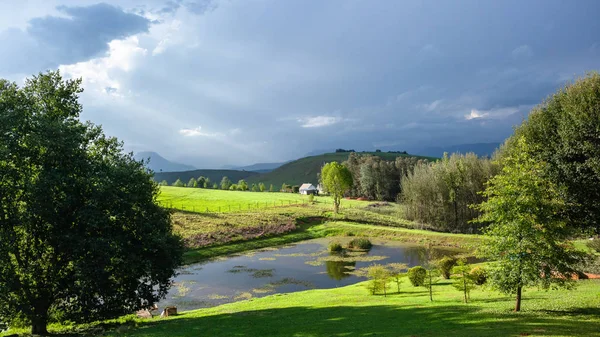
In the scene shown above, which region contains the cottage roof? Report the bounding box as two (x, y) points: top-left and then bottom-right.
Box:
(299, 183), (316, 190)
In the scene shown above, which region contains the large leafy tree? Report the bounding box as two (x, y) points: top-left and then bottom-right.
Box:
(476, 137), (585, 312)
(320, 162), (353, 213)
(0, 72), (184, 334)
(220, 176), (231, 190)
(508, 72), (600, 234)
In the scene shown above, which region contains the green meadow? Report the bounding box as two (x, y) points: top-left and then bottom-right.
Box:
(157, 186), (370, 213)
(18, 279), (599, 337)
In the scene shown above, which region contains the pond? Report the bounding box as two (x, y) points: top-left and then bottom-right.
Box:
(159, 238), (470, 311)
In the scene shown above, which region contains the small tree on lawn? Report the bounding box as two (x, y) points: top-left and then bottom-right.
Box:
(387, 263), (408, 293)
(212, 183), (218, 189)
(220, 176), (231, 190)
(366, 264), (391, 296)
(259, 182), (266, 192)
(173, 178), (184, 187)
(238, 179), (248, 191)
(187, 177), (197, 188)
(320, 162), (353, 213)
(197, 176), (206, 188)
(160, 180), (169, 186)
(251, 183), (258, 192)
(269, 184), (274, 192)
(476, 137), (585, 312)
(422, 267), (440, 302)
(452, 259), (476, 303)
(204, 177), (211, 189)
(229, 184), (238, 190)
(281, 183), (287, 192)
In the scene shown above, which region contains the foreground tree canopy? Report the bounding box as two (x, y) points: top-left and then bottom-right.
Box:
(507, 72), (600, 234)
(477, 137), (585, 311)
(0, 72), (184, 334)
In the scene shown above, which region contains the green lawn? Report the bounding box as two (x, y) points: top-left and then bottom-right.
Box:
(157, 186), (370, 213)
(92, 279), (600, 337)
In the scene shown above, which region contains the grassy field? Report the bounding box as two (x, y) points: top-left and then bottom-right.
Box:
(23, 279), (598, 336)
(157, 186), (371, 213)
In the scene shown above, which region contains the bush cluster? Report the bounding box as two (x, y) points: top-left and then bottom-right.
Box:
(407, 266), (427, 287)
(469, 266), (487, 285)
(348, 238), (372, 250)
(437, 256), (457, 279)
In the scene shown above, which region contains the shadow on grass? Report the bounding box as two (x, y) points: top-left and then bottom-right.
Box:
(102, 304), (600, 337)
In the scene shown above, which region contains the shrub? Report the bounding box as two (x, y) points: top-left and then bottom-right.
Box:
(344, 231), (355, 237)
(587, 239), (600, 253)
(292, 185), (300, 193)
(348, 238), (372, 250)
(328, 242), (343, 253)
(407, 266), (427, 287)
(469, 266), (488, 285)
(437, 256), (457, 279)
(308, 194), (315, 204)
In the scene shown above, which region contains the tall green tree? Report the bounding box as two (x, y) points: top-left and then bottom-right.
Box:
(197, 176), (206, 188)
(173, 178), (184, 187)
(238, 179), (248, 191)
(507, 72), (600, 234)
(160, 180), (169, 186)
(187, 177), (197, 187)
(203, 177), (211, 189)
(269, 184), (274, 192)
(220, 176), (231, 190)
(259, 182), (266, 192)
(476, 137), (585, 311)
(0, 72), (183, 334)
(320, 162), (353, 213)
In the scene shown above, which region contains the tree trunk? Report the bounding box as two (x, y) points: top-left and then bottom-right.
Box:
(31, 315), (49, 335)
(514, 286), (522, 312)
(463, 277), (468, 303)
(31, 301), (50, 335)
(428, 272), (433, 302)
(334, 198), (340, 213)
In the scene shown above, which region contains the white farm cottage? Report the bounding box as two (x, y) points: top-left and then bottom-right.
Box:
(299, 183), (318, 195)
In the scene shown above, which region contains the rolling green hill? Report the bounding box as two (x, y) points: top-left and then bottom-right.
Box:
(247, 152), (436, 188)
(153, 169), (259, 186)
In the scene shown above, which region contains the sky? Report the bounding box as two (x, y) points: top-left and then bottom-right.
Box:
(1, 0), (599, 168)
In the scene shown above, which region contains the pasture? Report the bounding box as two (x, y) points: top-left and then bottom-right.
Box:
(157, 186), (369, 213)
(67, 279), (600, 336)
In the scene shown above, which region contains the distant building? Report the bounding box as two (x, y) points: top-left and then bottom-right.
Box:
(317, 184), (325, 194)
(299, 183), (317, 195)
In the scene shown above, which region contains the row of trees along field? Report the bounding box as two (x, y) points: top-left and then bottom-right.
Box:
(162, 176), (279, 192)
(401, 153), (499, 233)
(344, 154), (429, 201)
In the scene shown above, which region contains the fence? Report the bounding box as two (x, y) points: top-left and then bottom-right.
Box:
(163, 199), (309, 213)
(162, 199), (360, 214)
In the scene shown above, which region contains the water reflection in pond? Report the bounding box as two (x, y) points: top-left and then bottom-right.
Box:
(159, 238), (469, 311)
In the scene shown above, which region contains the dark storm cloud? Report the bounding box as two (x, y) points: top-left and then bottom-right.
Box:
(1, 0), (599, 167)
(0, 3), (150, 74)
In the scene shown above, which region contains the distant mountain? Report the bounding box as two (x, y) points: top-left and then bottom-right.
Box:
(304, 149), (335, 157)
(414, 143), (501, 158)
(246, 151), (435, 188)
(134, 151), (196, 173)
(234, 162), (289, 172)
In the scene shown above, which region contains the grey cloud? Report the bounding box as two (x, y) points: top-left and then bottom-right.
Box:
(0, 3), (150, 75)
(5, 0), (600, 167)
